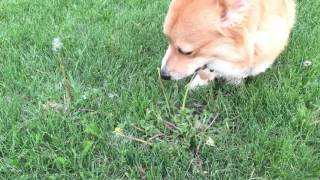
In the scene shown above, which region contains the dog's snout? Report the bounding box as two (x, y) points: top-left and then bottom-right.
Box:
(160, 69), (171, 80)
(161, 74), (171, 80)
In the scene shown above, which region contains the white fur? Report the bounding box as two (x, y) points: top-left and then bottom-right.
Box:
(207, 59), (250, 79)
(161, 46), (171, 69)
(250, 63), (272, 76)
(188, 75), (209, 89)
(188, 69), (216, 89)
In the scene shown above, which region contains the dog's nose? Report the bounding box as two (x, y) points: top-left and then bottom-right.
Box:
(160, 69), (171, 80)
(161, 74), (171, 80)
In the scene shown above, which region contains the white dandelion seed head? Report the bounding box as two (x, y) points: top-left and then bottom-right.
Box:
(108, 93), (118, 99)
(205, 137), (215, 147)
(303, 60), (312, 67)
(52, 37), (63, 52)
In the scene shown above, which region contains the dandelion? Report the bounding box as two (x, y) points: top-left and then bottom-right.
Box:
(52, 37), (63, 52)
(303, 60), (312, 67)
(108, 93), (118, 99)
(113, 127), (152, 145)
(113, 127), (124, 136)
(205, 137), (215, 147)
(51, 37), (72, 112)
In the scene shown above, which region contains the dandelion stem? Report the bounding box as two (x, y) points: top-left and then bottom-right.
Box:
(124, 135), (152, 145)
(131, 124), (145, 133)
(56, 51), (72, 112)
(148, 133), (164, 142)
(181, 73), (196, 112)
(114, 127), (152, 145)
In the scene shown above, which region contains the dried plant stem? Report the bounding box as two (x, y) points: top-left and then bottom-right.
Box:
(131, 124), (145, 133)
(148, 133), (164, 142)
(194, 113), (219, 157)
(197, 113), (219, 137)
(78, 108), (96, 113)
(123, 134), (152, 145)
(164, 121), (177, 131)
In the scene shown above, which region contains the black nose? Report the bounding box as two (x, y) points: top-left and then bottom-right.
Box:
(161, 74), (171, 80)
(160, 70), (171, 80)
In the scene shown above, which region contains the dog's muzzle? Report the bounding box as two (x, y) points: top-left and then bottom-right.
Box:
(160, 68), (171, 80)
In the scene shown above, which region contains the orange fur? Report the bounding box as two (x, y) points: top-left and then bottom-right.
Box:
(160, 0), (296, 83)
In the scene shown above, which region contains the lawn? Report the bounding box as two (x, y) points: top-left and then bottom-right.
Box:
(0, 0), (319, 179)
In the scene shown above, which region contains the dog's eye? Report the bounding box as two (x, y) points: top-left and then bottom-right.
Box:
(177, 47), (193, 56)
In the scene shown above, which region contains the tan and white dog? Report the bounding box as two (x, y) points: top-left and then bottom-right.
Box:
(160, 0), (296, 89)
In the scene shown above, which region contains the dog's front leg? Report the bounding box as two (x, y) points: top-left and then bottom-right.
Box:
(188, 69), (216, 89)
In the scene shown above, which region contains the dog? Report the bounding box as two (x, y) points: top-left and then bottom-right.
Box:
(160, 0), (296, 89)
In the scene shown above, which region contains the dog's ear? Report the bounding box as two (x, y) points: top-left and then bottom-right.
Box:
(218, 0), (248, 27)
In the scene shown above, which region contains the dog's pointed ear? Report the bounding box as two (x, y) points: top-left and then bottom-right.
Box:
(218, 0), (248, 27)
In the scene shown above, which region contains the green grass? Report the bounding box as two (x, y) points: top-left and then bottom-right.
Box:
(0, 0), (319, 179)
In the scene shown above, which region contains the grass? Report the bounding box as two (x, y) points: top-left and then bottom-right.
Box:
(0, 0), (319, 179)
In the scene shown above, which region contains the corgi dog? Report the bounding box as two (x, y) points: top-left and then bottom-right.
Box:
(160, 0), (296, 89)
